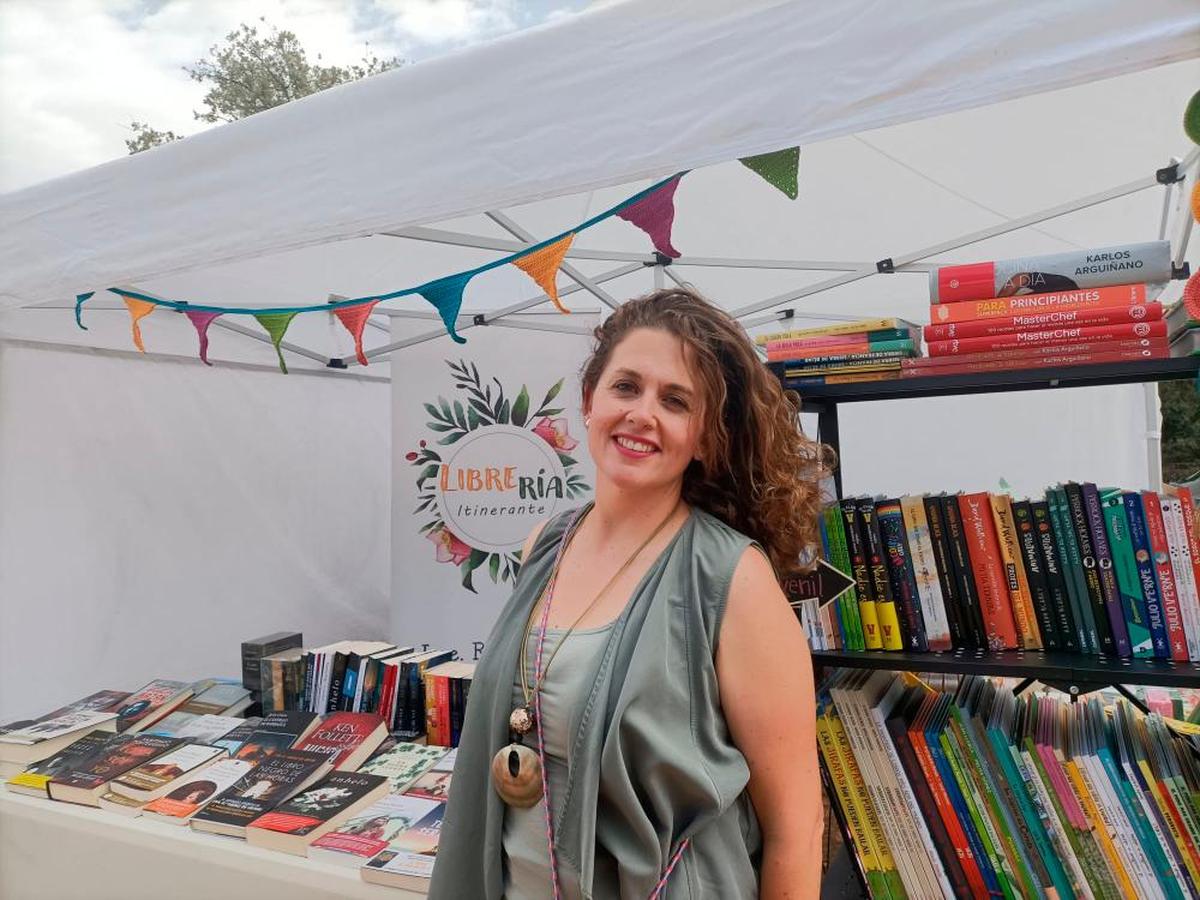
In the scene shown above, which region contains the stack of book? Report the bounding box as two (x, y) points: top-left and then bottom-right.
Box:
(758, 317), (922, 387)
(1168, 298), (1199, 357)
(804, 483), (1200, 658)
(819, 670), (1200, 900)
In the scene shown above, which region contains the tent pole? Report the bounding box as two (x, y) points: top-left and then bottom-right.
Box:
(1173, 152), (1198, 267)
(485, 210), (623, 312)
(488, 319), (593, 336)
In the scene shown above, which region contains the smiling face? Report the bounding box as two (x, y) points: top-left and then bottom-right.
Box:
(583, 327), (705, 495)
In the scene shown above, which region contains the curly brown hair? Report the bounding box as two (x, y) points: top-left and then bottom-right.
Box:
(580, 287), (833, 573)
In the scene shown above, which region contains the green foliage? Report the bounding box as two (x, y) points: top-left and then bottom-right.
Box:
(127, 19), (403, 154)
(1160, 379), (1200, 484)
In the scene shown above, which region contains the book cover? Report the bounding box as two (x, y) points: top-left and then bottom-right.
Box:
(0, 709), (118, 746)
(4, 730), (114, 797)
(922, 495), (966, 649)
(296, 711), (387, 770)
(1047, 487), (1098, 654)
(840, 499), (882, 650)
(765, 326), (915, 351)
(1164, 496), (1200, 662)
(878, 501), (931, 657)
(357, 742), (446, 793)
(1100, 489), (1154, 658)
(940, 494), (987, 649)
(1082, 482), (1133, 657)
(1124, 492), (1172, 659)
(923, 301), (1163, 340)
(1012, 499), (1060, 650)
(903, 337), (1166, 369)
(1167, 487), (1200, 629)
(859, 499), (904, 651)
(234, 710), (320, 763)
(48, 733), (182, 805)
(361, 802), (447, 888)
(989, 494), (1042, 649)
(928, 282), (1149, 322)
(141, 757), (255, 823)
(754, 317), (917, 345)
(1143, 492), (1189, 661)
(1063, 483), (1116, 655)
(404, 768), (453, 801)
(957, 493), (1018, 650)
(166, 714), (245, 744)
(824, 504), (862, 650)
(926, 320), (1168, 357)
(766, 340), (914, 363)
(112, 680), (192, 733)
(213, 717), (261, 755)
(0, 690), (128, 738)
(899, 496), (952, 651)
(191, 748), (332, 832)
(310, 793), (442, 866)
(181, 683), (251, 716)
(1030, 500), (1079, 652)
(402, 650), (456, 735)
(241, 631), (303, 692)
(247, 771), (388, 840)
(109, 742), (225, 800)
(901, 345), (1169, 379)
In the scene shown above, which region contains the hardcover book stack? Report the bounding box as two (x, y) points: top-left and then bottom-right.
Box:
(908, 241), (1175, 379)
(819, 669), (1200, 900)
(758, 317), (922, 387)
(806, 483), (1200, 658)
(1167, 299), (1199, 357)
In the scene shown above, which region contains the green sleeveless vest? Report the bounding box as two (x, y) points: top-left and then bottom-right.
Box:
(428, 504), (762, 899)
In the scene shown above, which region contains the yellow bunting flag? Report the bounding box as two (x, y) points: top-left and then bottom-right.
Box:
(512, 234), (575, 314)
(333, 300), (380, 366)
(253, 312), (299, 374)
(122, 297), (156, 352)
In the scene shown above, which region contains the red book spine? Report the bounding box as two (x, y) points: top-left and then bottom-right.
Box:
(378, 666), (396, 730)
(923, 302), (1162, 341)
(926, 322), (1167, 356)
(1143, 491), (1188, 661)
(928, 284), (1148, 323)
(900, 346), (1168, 378)
(903, 339), (1166, 369)
(958, 493), (1018, 650)
(434, 676), (451, 746)
(908, 718), (989, 895)
(1175, 488), (1200, 611)
(765, 340), (893, 360)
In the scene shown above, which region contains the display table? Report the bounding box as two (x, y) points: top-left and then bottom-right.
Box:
(0, 791), (426, 899)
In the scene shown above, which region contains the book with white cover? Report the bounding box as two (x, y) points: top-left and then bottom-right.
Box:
(109, 743), (226, 802)
(359, 802), (447, 890)
(310, 793), (440, 867)
(0, 710), (119, 770)
(171, 715), (245, 744)
(141, 757), (254, 825)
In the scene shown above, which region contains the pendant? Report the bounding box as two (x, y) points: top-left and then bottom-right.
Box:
(509, 704), (535, 735)
(491, 741), (542, 808)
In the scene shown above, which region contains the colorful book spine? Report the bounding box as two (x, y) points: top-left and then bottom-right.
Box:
(1124, 492), (1171, 659)
(941, 495), (987, 649)
(1063, 483), (1115, 656)
(1012, 499), (1060, 650)
(925, 321), (1168, 357)
(1101, 489), (1154, 658)
(899, 496), (952, 651)
(1048, 487), (1098, 655)
(900, 344), (1168, 378)
(877, 500), (928, 652)
(1142, 492), (1188, 661)
(841, 500), (883, 651)
(826, 505), (864, 650)
(769, 346), (912, 366)
(1082, 482), (1133, 658)
(755, 317), (914, 345)
(923, 302), (1163, 340)
(903, 337), (1165, 369)
(930, 283), (1149, 323)
(1030, 500), (1079, 652)
(989, 495), (1042, 650)
(860, 499), (904, 651)
(923, 496), (967, 649)
(765, 327), (913, 352)
(1163, 496), (1200, 662)
(958, 493), (1018, 650)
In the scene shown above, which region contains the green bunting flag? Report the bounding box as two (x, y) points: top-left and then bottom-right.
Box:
(1186, 90), (1200, 145)
(254, 312), (299, 374)
(739, 147), (801, 199)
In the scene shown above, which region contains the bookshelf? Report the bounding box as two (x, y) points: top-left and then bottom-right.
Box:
(784, 355), (1200, 899)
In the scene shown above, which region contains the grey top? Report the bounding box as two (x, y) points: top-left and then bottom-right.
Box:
(503, 625), (615, 900)
(429, 503), (763, 900)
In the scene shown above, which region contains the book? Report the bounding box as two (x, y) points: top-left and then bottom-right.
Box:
(357, 742), (447, 793)
(1143, 491), (1189, 661)
(929, 243), (1170, 303)
(246, 770), (390, 855)
(108, 742), (226, 802)
(4, 730), (116, 797)
(900, 344), (1169, 378)
(859, 499), (904, 651)
(958, 493), (1018, 650)
(766, 340), (915, 363)
(989, 494), (1042, 650)
(925, 321), (1168, 356)
(1082, 482), (1133, 658)
(824, 504), (864, 650)
(48, 733), (183, 806)
(923, 301), (1163, 340)
(754, 317), (919, 345)
(1012, 499), (1060, 650)
(1163, 495), (1200, 661)
(922, 495), (967, 648)
(241, 631), (303, 693)
(766, 325), (916, 349)
(424, 662), (476, 747)
(360, 802), (447, 891)
(213, 717), (261, 755)
(400, 650), (456, 735)
(113, 680), (194, 733)
(840, 499), (883, 650)
(1101, 489), (1155, 658)
(1048, 486), (1099, 654)
(234, 710), (321, 764)
(899, 496), (952, 651)
(1063, 483), (1116, 656)
(940, 494), (987, 649)
(0, 690), (128, 738)
(876, 499), (927, 652)
(181, 682), (252, 717)
(1030, 499), (1079, 652)
(141, 757), (255, 825)
(0, 709), (119, 773)
(1125, 493), (1172, 658)
(295, 711), (388, 771)
(310, 793), (442, 867)
(403, 768), (453, 802)
(152, 713), (245, 744)
(190, 748), (334, 837)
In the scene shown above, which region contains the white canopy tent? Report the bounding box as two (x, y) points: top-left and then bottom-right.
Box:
(1, 0), (1198, 718)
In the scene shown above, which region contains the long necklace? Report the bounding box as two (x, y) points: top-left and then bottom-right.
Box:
(490, 502), (679, 810)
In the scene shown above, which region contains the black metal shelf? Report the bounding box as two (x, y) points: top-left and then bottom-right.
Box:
(812, 648), (1200, 689)
(786, 356), (1199, 405)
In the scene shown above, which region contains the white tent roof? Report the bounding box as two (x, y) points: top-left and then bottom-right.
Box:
(3, 0), (1199, 313)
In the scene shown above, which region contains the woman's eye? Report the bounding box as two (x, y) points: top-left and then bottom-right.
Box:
(613, 381), (636, 393)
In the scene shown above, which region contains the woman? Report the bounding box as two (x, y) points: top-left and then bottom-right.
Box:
(430, 287), (828, 899)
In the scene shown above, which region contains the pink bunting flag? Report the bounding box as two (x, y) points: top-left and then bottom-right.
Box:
(333, 300), (381, 366)
(185, 311), (222, 366)
(616, 176), (682, 258)
(122, 297), (156, 352)
(512, 234), (575, 313)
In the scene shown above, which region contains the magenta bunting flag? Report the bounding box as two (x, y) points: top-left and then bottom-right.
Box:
(616, 175), (682, 258)
(333, 300), (380, 366)
(185, 311), (221, 366)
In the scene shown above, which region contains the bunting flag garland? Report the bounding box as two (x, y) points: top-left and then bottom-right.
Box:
(74, 292), (93, 330)
(1186, 90), (1200, 145)
(739, 147), (800, 199)
(122, 297), (156, 352)
(616, 175), (682, 258)
(416, 273), (472, 345)
(511, 233), (576, 313)
(1192, 180), (1200, 225)
(254, 312), (299, 374)
(185, 310), (222, 366)
(1183, 269), (1200, 322)
(333, 300), (381, 366)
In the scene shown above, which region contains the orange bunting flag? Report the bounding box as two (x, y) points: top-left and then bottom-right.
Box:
(122, 297), (156, 352)
(512, 234), (575, 313)
(333, 300), (381, 366)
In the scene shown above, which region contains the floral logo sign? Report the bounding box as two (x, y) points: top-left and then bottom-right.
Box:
(408, 360), (590, 592)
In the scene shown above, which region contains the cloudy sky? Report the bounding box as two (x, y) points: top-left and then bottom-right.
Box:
(0, 0), (587, 192)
